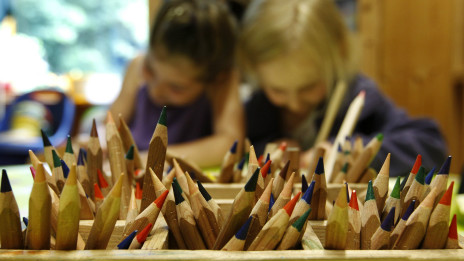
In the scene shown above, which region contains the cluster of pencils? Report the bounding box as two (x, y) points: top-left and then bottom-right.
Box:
(325, 154), (461, 250)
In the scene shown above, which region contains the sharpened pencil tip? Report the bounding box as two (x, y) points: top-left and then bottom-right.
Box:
(23, 217), (28, 227)
(376, 133), (383, 142)
(91, 119), (98, 137)
(237, 157), (246, 170)
(136, 223), (153, 243)
(438, 156), (451, 175)
(269, 193), (275, 212)
(400, 173), (409, 191)
(301, 174), (308, 193)
(77, 149), (85, 166)
(230, 140), (238, 153)
(41, 129), (52, 147)
(279, 160), (290, 179)
(303, 180), (315, 204)
(448, 214), (458, 240)
(411, 155), (422, 174)
(197, 180), (212, 201)
(391, 176), (401, 199)
(235, 216), (253, 240)
(415, 166), (426, 185)
(52, 150), (61, 168)
(345, 182), (350, 203)
(158, 106), (167, 126)
(65, 135), (73, 154)
(135, 182), (143, 199)
(97, 169), (109, 188)
(381, 207), (395, 231)
(365, 180), (375, 201)
(315, 157), (324, 175)
(261, 160), (271, 178)
(292, 208), (311, 232)
(425, 167), (435, 185)
(126, 145), (134, 160)
(94, 183), (104, 199)
(118, 230), (137, 249)
(154, 190), (169, 209)
(61, 159), (69, 179)
(1, 169), (12, 193)
(172, 177), (183, 194)
(279, 142), (287, 151)
(283, 191), (300, 216)
(173, 182), (184, 205)
(439, 181), (454, 206)
(402, 200), (416, 221)
(110, 173), (124, 198)
(349, 190), (359, 210)
(245, 167), (260, 192)
(106, 111), (115, 124)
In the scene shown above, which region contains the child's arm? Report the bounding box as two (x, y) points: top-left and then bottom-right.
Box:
(168, 71), (245, 168)
(109, 55), (146, 123)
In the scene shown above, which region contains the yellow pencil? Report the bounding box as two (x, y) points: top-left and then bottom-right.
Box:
(325, 183), (349, 250)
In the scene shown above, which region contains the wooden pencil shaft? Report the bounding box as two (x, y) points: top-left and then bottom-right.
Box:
(0, 193), (23, 249)
(26, 182), (51, 250)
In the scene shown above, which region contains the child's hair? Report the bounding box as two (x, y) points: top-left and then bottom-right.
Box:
(149, 0), (237, 85)
(239, 0), (357, 91)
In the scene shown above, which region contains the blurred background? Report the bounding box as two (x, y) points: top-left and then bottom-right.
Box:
(0, 0), (463, 168)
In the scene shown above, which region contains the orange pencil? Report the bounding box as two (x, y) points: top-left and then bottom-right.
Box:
(128, 223), (152, 249)
(97, 169), (110, 197)
(93, 183), (104, 212)
(400, 155), (422, 210)
(445, 215), (461, 249)
(255, 160), (271, 202)
(346, 190), (361, 250)
(87, 119), (103, 201)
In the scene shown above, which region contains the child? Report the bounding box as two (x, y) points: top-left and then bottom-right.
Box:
(239, 0), (447, 176)
(110, 0), (244, 168)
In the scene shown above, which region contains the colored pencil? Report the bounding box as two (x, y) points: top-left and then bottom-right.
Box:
(128, 223), (152, 249)
(402, 166), (426, 216)
(325, 183), (349, 250)
(246, 145), (259, 181)
(93, 183), (104, 212)
(255, 159), (271, 202)
(63, 135), (76, 169)
(77, 150), (91, 198)
(52, 150), (65, 193)
(0, 169), (23, 249)
(373, 153), (390, 216)
(421, 167), (436, 201)
(272, 160), (289, 200)
(244, 178), (273, 250)
(97, 169), (110, 197)
(77, 177), (94, 220)
(162, 166), (176, 190)
(185, 172), (220, 249)
(248, 192), (299, 251)
(370, 207), (395, 250)
(269, 142), (287, 173)
(84, 174), (123, 249)
(325, 90), (364, 180)
(173, 183), (206, 250)
(126, 187), (138, 226)
(309, 157), (327, 220)
(346, 190), (361, 250)
(173, 159), (189, 197)
(117, 230), (137, 250)
(125, 145), (135, 185)
(118, 114), (144, 170)
(233, 157), (246, 183)
(222, 216), (253, 251)
(277, 208), (311, 250)
(26, 163), (51, 250)
(213, 168), (259, 250)
(382, 176), (402, 224)
(289, 180), (314, 225)
(422, 181), (454, 249)
(305, 146), (324, 183)
(218, 140), (238, 183)
(123, 189), (168, 239)
(400, 155), (422, 210)
(389, 200), (415, 248)
(198, 180), (224, 229)
(55, 164), (81, 250)
(141, 106), (167, 212)
(446, 214), (461, 249)
(87, 119), (103, 201)
(346, 134), (383, 182)
(428, 156), (451, 207)
(269, 172), (295, 218)
(361, 180), (380, 249)
(41, 129), (57, 170)
(393, 188), (438, 249)
(301, 173), (308, 193)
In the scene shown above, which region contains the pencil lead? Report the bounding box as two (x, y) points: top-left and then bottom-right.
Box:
(278, 160), (290, 179)
(341, 162), (348, 173)
(30, 166), (36, 179)
(438, 156), (451, 175)
(173, 182), (184, 205)
(61, 159), (69, 178)
(265, 153), (270, 164)
(172, 177), (183, 194)
(261, 160), (271, 178)
(136, 223), (153, 244)
(349, 190), (359, 210)
(52, 150), (61, 168)
(401, 200), (416, 221)
(315, 157), (324, 175)
(345, 182), (350, 203)
(230, 140), (238, 154)
(381, 207), (395, 232)
(411, 155), (422, 174)
(337, 143), (342, 152)
(269, 193), (275, 212)
(283, 192), (301, 216)
(365, 180), (375, 201)
(197, 180), (212, 201)
(236, 216), (253, 240)
(400, 173), (409, 192)
(65, 135), (74, 154)
(117, 230), (137, 249)
(77, 150), (85, 166)
(292, 209), (311, 232)
(91, 119), (99, 137)
(41, 129), (52, 147)
(425, 167), (436, 185)
(97, 169), (109, 189)
(1, 169), (12, 193)
(125, 145), (134, 160)
(439, 181), (454, 206)
(135, 182), (142, 200)
(158, 106), (167, 126)
(244, 167), (260, 192)
(237, 157), (246, 171)
(391, 176), (401, 199)
(94, 183), (104, 199)
(154, 190), (169, 209)
(448, 214), (458, 240)
(414, 166), (426, 185)
(301, 174), (308, 193)
(23, 217), (28, 227)
(302, 180), (315, 204)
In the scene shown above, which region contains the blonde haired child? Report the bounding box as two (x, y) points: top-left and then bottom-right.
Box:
(240, 0), (447, 175)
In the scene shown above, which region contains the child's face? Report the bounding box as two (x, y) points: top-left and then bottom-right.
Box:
(257, 52), (327, 116)
(145, 53), (207, 106)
